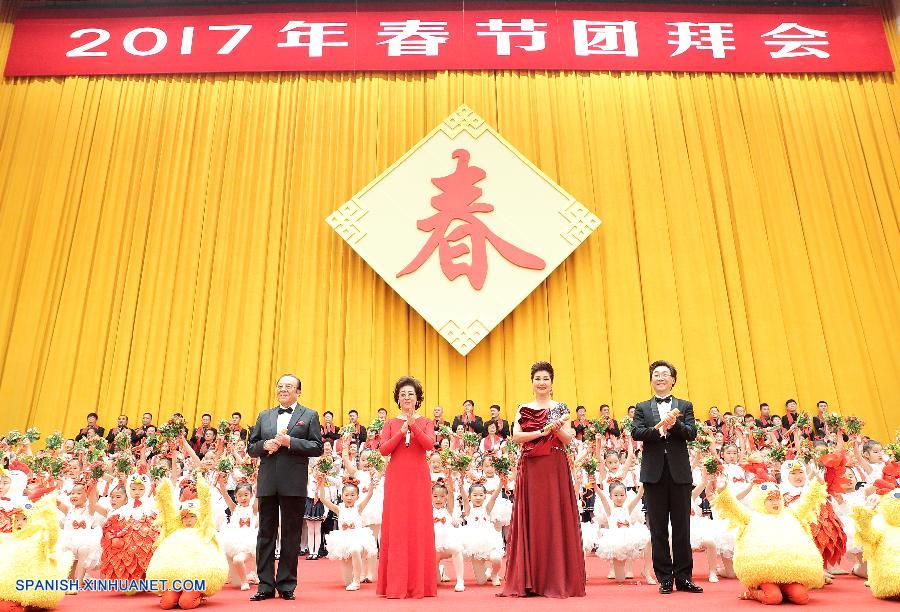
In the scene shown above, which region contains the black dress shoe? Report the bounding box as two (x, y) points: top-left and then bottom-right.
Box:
(279, 591), (296, 600)
(659, 580), (674, 594)
(250, 591), (276, 601)
(675, 579), (704, 593)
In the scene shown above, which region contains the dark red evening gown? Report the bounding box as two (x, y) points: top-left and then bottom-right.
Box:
(377, 416), (437, 598)
(502, 405), (586, 598)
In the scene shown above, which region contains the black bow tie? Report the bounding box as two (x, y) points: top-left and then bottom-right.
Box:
(278, 407), (294, 415)
(656, 396), (672, 404)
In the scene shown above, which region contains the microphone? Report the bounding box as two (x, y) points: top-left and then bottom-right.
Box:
(405, 429), (411, 447)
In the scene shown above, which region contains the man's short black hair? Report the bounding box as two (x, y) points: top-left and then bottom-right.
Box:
(649, 360), (677, 383)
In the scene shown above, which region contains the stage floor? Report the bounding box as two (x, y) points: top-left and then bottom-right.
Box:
(52, 553), (891, 611)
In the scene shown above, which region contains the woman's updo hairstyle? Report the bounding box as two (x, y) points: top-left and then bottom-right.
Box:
(530, 361), (554, 381)
(393, 375), (424, 408)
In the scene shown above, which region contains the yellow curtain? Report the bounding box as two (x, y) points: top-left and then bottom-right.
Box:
(0, 0), (898, 442)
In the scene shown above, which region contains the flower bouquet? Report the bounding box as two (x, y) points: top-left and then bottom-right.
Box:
(844, 415), (864, 436)
(44, 432), (64, 452)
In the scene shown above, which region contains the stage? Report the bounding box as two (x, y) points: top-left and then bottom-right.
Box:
(56, 553), (892, 611)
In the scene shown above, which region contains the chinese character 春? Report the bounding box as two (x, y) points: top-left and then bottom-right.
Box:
(378, 20), (449, 56)
(573, 20), (638, 57)
(476, 18), (547, 56)
(397, 149), (546, 290)
(667, 22), (735, 58)
(762, 23), (830, 59)
(277, 21), (349, 57)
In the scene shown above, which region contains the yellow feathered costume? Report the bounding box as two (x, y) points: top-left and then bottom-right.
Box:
(145, 478), (228, 600)
(852, 490), (900, 599)
(0, 496), (74, 610)
(713, 479), (827, 590)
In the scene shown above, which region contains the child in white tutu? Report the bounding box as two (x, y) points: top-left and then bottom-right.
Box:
(431, 479), (465, 592)
(460, 482), (504, 586)
(342, 447), (384, 582)
(57, 481), (104, 590)
(475, 457), (512, 529)
(320, 478), (378, 591)
(217, 481), (259, 590)
(594, 481), (650, 584)
(687, 471), (725, 583)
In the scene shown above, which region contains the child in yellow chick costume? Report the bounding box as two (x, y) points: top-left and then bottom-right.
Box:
(851, 461), (900, 600)
(146, 478), (228, 609)
(0, 496), (74, 612)
(713, 472), (827, 605)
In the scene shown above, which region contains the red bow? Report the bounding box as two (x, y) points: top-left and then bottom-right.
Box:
(616, 520), (630, 528)
(0, 497), (9, 501)
(340, 522), (354, 530)
(239, 518), (251, 528)
(343, 476), (360, 486)
(433, 516), (446, 524)
(72, 520), (87, 529)
(470, 477), (486, 485)
(133, 499), (142, 507)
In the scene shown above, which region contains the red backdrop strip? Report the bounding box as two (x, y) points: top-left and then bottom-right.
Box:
(4, 2), (894, 77)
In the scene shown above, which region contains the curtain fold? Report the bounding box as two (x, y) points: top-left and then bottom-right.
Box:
(0, 0), (897, 441)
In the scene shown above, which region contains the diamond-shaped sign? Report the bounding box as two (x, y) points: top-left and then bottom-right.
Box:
(327, 105), (601, 356)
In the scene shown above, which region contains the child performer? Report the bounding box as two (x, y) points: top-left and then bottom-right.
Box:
(460, 482), (504, 586)
(217, 481), (259, 590)
(303, 459), (328, 560)
(146, 478), (228, 609)
(342, 444), (385, 582)
(0, 465), (28, 533)
(593, 481), (650, 584)
(57, 480), (104, 590)
(98, 473), (159, 587)
(851, 462), (900, 600)
(321, 478), (378, 591)
(431, 479), (465, 592)
(714, 473), (827, 605)
(0, 496), (74, 611)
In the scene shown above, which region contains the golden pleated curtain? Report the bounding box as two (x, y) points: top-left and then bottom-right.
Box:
(0, 0), (898, 442)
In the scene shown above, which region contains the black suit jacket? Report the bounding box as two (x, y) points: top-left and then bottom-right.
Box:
(248, 404), (324, 497)
(452, 415), (483, 435)
(631, 397), (697, 485)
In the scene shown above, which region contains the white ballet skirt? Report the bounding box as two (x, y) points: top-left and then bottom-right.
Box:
(581, 521), (600, 553)
(357, 472), (385, 527)
(325, 505), (377, 560)
(594, 506), (649, 561)
(221, 504), (258, 558)
(460, 506), (504, 560)
(433, 508), (463, 553)
(686, 502), (718, 550)
(834, 490), (865, 555)
(58, 507), (103, 570)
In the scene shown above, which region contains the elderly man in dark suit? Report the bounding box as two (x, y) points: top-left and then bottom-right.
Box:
(248, 374), (323, 601)
(632, 360), (703, 596)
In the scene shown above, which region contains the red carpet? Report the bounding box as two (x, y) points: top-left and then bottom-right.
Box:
(55, 553), (891, 611)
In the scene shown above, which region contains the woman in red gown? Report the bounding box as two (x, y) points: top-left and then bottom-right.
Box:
(377, 376), (437, 598)
(502, 361), (586, 598)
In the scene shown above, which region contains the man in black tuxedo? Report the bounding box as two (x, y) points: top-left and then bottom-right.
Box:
(248, 374), (323, 601)
(631, 360), (703, 595)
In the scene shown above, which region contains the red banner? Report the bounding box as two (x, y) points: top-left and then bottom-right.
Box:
(4, 2), (893, 77)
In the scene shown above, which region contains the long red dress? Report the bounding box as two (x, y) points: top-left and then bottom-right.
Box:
(377, 416), (437, 598)
(502, 405), (586, 598)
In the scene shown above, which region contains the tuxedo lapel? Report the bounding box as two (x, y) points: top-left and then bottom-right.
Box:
(650, 399), (661, 426)
(286, 404), (305, 433)
(267, 408), (278, 437)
